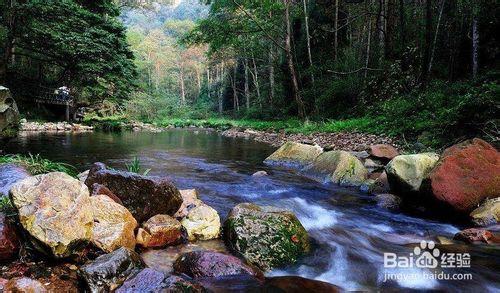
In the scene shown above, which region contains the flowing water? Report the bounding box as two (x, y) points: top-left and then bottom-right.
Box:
(3, 130), (499, 291)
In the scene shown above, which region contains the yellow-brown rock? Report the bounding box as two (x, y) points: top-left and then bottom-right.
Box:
(91, 194), (137, 253)
(181, 204), (220, 241)
(10, 172), (93, 258)
(174, 189), (203, 219)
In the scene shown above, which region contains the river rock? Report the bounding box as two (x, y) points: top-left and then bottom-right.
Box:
(453, 228), (499, 244)
(385, 153), (439, 195)
(174, 189), (203, 219)
(264, 141), (323, 168)
(80, 247), (145, 293)
(252, 170), (268, 177)
(302, 151), (368, 186)
(78, 170), (89, 183)
(85, 162), (182, 222)
(224, 203), (310, 271)
(173, 250), (263, 279)
(0, 164), (30, 197)
(90, 183), (123, 205)
(10, 172), (93, 258)
(181, 204), (221, 241)
(369, 144), (399, 161)
(425, 139), (500, 213)
(136, 214), (184, 248)
(265, 276), (340, 293)
(375, 194), (402, 211)
(116, 268), (204, 293)
(91, 194), (137, 253)
(364, 158), (385, 171)
(3, 277), (47, 292)
(470, 198), (500, 226)
(0, 212), (19, 261)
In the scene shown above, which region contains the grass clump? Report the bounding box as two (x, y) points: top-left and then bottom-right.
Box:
(0, 154), (78, 177)
(126, 157), (151, 176)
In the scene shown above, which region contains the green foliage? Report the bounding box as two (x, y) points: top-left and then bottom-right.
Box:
(126, 157), (151, 175)
(0, 196), (16, 216)
(0, 154), (78, 177)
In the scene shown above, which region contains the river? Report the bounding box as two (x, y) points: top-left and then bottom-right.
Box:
(3, 129), (499, 291)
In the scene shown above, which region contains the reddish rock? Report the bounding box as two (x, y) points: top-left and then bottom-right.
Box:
(265, 276), (340, 292)
(369, 144), (399, 161)
(427, 139), (500, 213)
(0, 164), (30, 196)
(136, 214), (185, 248)
(173, 250), (263, 279)
(116, 268), (205, 293)
(0, 212), (19, 262)
(453, 228), (499, 244)
(85, 163), (182, 222)
(4, 277), (47, 292)
(90, 183), (123, 205)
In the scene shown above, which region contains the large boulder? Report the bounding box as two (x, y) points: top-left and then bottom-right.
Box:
(385, 153), (439, 195)
(0, 86), (19, 137)
(79, 247), (145, 293)
(0, 164), (30, 197)
(173, 250), (263, 279)
(136, 214), (185, 248)
(116, 268), (205, 293)
(91, 194), (137, 253)
(85, 163), (182, 223)
(10, 172), (93, 258)
(90, 183), (123, 205)
(0, 212), (19, 262)
(470, 198), (500, 226)
(368, 144), (399, 161)
(425, 139), (500, 213)
(302, 151), (368, 186)
(174, 189), (203, 219)
(224, 203), (310, 271)
(181, 204), (221, 241)
(264, 142), (323, 168)
(453, 228), (499, 244)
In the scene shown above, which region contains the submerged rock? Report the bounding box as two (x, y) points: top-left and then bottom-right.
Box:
(77, 170), (89, 183)
(453, 228), (499, 244)
(0, 164), (30, 197)
(174, 189), (203, 219)
(10, 172), (93, 258)
(85, 162), (182, 222)
(425, 139), (500, 213)
(470, 198), (500, 226)
(265, 276), (340, 293)
(181, 204), (221, 241)
(136, 214), (185, 248)
(264, 141), (323, 168)
(224, 203), (310, 271)
(116, 268), (205, 293)
(3, 277), (47, 293)
(385, 153), (439, 195)
(80, 247), (145, 293)
(91, 194), (137, 253)
(0, 212), (19, 261)
(252, 170), (268, 177)
(173, 250), (263, 279)
(302, 151), (367, 186)
(375, 194), (402, 211)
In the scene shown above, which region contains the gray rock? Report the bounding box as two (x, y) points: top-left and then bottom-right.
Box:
(80, 247), (145, 293)
(116, 268), (205, 293)
(0, 164), (30, 197)
(375, 194), (402, 211)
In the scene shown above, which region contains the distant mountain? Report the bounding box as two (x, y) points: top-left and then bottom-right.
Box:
(121, 0), (209, 30)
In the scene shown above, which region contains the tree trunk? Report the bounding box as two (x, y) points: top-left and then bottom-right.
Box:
(399, 0), (406, 69)
(334, 0), (339, 60)
(232, 62), (239, 112)
(365, 9), (372, 79)
(377, 0), (385, 63)
(251, 58), (261, 108)
(179, 66), (186, 106)
(268, 48), (275, 109)
(244, 58), (250, 110)
(206, 68), (211, 99)
(303, 0), (314, 83)
(421, 0), (432, 83)
(196, 67), (201, 95)
(285, 0), (306, 119)
(0, 0), (16, 84)
(472, 8), (479, 79)
(385, 0), (396, 59)
(428, 0), (445, 74)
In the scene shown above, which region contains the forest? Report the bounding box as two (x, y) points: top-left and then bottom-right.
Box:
(1, 0), (499, 147)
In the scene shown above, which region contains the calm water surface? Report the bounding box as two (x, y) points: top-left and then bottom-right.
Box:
(3, 130), (499, 291)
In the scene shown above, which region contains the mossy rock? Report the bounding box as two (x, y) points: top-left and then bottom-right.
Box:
(264, 141), (323, 169)
(302, 151), (368, 186)
(223, 203), (310, 271)
(385, 153), (439, 195)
